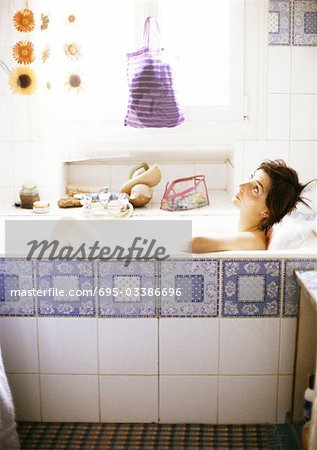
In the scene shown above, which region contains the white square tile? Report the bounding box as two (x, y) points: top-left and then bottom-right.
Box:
(159, 164), (196, 190)
(7, 374), (41, 421)
(0, 219), (4, 251)
(160, 375), (218, 423)
(14, 153), (64, 191)
(0, 7), (13, 44)
(67, 164), (111, 190)
(291, 47), (317, 94)
(0, 141), (12, 155)
(159, 318), (219, 375)
(219, 375), (278, 423)
(268, 47), (291, 94)
(10, 97), (34, 141)
(39, 142), (65, 163)
(109, 164), (133, 191)
(36, 162), (66, 189)
(13, 161), (38, 190)
(0, 144), (14, 187)
(0, 97), (12, 141)
(195, 163), (227, 190)
(0, 318), (38, 373)
(219, 319), (280, 375)
(40, 374), (99, 422)
(279, 319), (297, 375)
(290, 95), (317, 141)
(231, 142), (244, 188)
(57, 164), (68, 197)
(38, 318), (98, 374)
(37, 186), (63, 204)
(98, 319), (158, 374)
(152, 189), (165, 204)
(100, 375), (158, 422)
(13, 143), (42, 189)
(0, 187), (14, 205)
(267, 94), (290, 140)
(243, 140), (290, 181)
(277, 375), (293, 423)
(226, 160), (235, 198)
(12, 141), (36, 156)
(290, 141), (317, 184)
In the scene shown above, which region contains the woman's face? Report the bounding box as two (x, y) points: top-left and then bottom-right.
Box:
(232, 169), (271, 219)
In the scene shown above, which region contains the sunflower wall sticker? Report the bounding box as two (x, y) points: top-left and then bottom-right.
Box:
(10, 5), (36, 94)
(13, 40), (35, 64)
(41, 45), (50, 64)
(40, 13), (50, 31)
(64, 43), (81, 60)
(63, 10), (84, 93)
(39, 9), (52, 89)
(67, 14), (76, 24)
(9, 66), (36, 95)
(65, 73), (84, 93)
(4, 5), (84, 94)
(13, 9), (35, 33)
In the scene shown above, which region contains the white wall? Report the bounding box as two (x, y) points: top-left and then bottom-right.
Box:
(234, 46), (317, 187)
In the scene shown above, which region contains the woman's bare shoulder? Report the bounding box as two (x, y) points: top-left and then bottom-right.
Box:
(240, 231), (267, 250)
(192, 231), (267, 253)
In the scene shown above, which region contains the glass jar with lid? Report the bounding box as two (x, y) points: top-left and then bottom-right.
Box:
(19, 184), (40, 209)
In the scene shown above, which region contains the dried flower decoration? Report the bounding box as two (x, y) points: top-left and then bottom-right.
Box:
(9, 66), (36, 95)
(68, 14), (76, 24)
(64, 43), (81, 60)
(41, 45), (50, 63)
(13, 41), (34, 64)
(13, 9), (35, 33)
(65, 73), (84, 92)
(41, 13), (50, 31)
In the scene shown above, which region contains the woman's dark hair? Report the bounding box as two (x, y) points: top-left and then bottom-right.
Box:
(256, 159), (314, 232)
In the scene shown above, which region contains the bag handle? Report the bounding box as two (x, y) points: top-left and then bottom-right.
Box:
(164, 175), (206, 198)
(143, 16), (162, 50)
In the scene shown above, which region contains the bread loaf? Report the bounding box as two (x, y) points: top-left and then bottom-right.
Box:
(58, 197), (82, 208)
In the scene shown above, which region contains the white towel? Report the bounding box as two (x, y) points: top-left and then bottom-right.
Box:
(0, 347), (20, 450)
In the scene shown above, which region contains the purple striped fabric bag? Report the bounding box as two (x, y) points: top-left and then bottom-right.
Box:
(124, 17), (185, 128)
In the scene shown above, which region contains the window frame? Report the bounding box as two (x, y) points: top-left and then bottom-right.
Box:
(37, 0), (268, 158)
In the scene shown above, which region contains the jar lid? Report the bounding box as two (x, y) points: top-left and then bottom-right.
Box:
(33, 201), (50, 208)
(21, 184), (37, 190)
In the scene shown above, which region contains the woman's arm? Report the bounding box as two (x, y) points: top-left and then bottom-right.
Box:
(192, 231), (267, 253)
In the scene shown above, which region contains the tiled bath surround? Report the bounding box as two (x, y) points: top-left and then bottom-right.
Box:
(0, 0), (315, 429)
(0, 257), (316, 423)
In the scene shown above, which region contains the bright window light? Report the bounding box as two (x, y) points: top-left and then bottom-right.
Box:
(158, 0), (229, 106)
(38, 0), (231, 114)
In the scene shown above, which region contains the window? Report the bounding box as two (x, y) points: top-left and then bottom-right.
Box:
(160, 0), (230, 107)
(33, 0), (266, 151)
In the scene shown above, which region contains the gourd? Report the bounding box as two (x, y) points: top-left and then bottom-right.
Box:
(129, 184), (152, 207)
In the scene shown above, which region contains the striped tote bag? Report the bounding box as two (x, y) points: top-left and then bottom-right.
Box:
(124, 17), (185, 128)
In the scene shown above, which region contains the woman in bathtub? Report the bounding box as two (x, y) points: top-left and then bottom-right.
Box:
(192, 159), (312, 253)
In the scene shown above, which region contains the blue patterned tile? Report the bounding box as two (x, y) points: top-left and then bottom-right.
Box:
(283, 259), (317, 316)
(222, 260), (281, 317)
(269, 0), (292, 45)
(160, 260), (218, 317)
(304, 11), (317, 33)
(0, 258), (35, 316)
(98, 260), (156, 317)
(36, 260), (95, 317)
(293, 0), (317, 45)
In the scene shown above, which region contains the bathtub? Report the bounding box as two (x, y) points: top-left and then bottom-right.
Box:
(0, 207), (316, 424)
